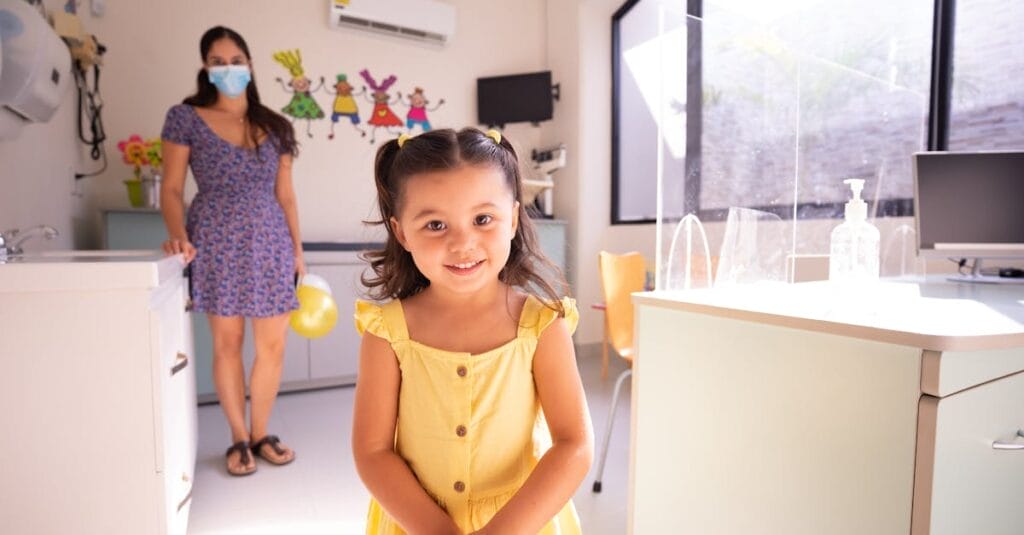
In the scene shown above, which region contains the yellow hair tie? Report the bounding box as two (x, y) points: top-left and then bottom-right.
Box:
(397, 133), (411, 148)
(485, 129), (502, 144)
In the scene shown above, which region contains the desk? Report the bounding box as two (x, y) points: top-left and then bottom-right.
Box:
(630, 279), (1024, 534)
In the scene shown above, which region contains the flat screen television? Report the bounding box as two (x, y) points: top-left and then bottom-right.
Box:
(477, 71), (553, 127)
(913, 150), (1024, 282)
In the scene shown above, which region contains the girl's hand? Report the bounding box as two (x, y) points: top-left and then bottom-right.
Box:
(163, 237), (196, 264)
(295, 255), (307, 278)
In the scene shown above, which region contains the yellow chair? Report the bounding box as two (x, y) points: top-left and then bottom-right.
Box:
(592, 251), (646, 493)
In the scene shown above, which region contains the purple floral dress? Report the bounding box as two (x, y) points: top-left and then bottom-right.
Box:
(161, 104), (298, 317)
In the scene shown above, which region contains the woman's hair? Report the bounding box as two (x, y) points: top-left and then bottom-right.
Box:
(183, 26), (298, 157)
(363, 128), (568, 315)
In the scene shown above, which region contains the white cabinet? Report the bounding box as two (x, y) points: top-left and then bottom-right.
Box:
(914, 370), (1024, 535)
(0, 253), (197, 535)
(102, 210), (372, 401)
(191, 249), (371, 402)
(631, 279), (1024, 535)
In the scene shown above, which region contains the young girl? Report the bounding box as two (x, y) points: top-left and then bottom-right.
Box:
(352, 128), (594, 534)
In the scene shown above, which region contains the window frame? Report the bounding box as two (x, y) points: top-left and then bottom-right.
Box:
(610, 0), (957, 225)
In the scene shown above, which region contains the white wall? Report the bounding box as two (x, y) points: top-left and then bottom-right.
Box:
(2, 0), (552, 248)
(3, 1), (965, 346)
(0, 0), (91, 251)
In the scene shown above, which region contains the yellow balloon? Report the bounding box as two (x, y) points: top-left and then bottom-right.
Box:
(290, 285), (339, 339)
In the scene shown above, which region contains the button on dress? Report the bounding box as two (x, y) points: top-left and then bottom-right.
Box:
(354, 295), (582, 534)
(160, 104), (298, 317)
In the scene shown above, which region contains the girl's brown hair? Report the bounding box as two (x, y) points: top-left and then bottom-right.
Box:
(362, 128), (568, 315)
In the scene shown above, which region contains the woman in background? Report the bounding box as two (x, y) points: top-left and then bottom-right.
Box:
(160, 26), (304, 476)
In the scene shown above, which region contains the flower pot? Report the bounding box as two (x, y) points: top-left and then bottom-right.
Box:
(141, 174), (161, 209)
(124, 179), (144, 208)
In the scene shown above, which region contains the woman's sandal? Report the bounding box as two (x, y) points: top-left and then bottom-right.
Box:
(250, 435), (295, 466)
(225, 441), (256, 477)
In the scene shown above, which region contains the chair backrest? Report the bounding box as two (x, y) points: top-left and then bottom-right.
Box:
(598, 251), (647, 361)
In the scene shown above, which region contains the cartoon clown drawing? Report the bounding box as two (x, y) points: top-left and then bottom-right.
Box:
(272, 49), (325, 138)
(399, 87), (446, 133)
(325, 73), (366, 139)
(359, 69), (403, 144)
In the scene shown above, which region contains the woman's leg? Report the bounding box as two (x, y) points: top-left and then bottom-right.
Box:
(208, 314), (254, 473)
(249, 313), (295, 463)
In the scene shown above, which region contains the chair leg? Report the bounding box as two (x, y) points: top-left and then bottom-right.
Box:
(592, 368), (632, 493)
(600, 325), (609, 379)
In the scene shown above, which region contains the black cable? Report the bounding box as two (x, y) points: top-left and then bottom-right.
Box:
(950, 257), (967, 275)
(74, 148), (107, 180)
(75, 62), (106, 161)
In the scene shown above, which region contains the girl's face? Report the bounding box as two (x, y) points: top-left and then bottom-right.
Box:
(205, 37), (249, 69)
(391, 164), (519, 297)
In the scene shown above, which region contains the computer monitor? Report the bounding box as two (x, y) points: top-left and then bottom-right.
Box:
(913, 150), (1024, 281)
(477, 71), (553, 127)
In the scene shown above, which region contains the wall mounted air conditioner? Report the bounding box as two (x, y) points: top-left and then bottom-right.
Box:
(328, 0), (455, 46)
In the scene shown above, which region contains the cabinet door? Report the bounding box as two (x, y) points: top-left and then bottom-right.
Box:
(105, 211), (166, 249)
(151, 275), (197, 535)
(913, 370), (1024, 535)
(308, 263), (365, 381)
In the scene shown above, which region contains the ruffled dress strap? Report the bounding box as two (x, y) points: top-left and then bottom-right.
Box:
(518, 296), (579, 339)
(353, 299), (409, 342)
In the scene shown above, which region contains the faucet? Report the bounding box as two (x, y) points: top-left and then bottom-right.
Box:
(0, 225), (60, 256)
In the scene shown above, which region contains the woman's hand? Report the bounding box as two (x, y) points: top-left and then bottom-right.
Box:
(295, 254), (307, 278)
(163, 237), (196, 263)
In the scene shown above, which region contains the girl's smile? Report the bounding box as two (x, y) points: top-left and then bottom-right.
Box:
(444, 259), (485, 276)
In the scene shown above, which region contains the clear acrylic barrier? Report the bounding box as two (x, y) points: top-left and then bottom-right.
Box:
(650, 2), (932, 289)
(714, 207), (786, 287)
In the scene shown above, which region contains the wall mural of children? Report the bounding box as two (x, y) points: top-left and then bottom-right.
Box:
(398, 87), (446, 133)
(272, 49), (325, 138)
(359, 69), (403, 144)
(324, 73), (366, 140)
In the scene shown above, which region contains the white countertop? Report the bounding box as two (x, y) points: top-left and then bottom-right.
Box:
(634, 277), (1024, 352)
(0, 250), (185, 293)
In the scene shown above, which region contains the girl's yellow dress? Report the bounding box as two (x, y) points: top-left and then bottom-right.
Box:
(354, 295), (582, 534)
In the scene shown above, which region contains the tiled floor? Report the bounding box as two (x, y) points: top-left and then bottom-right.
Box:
(186, 347), (633, 534)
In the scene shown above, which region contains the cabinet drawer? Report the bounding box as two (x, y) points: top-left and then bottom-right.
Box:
(913, 370), (1024, 535)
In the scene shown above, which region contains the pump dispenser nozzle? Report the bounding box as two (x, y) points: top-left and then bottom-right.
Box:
(843, 178), (867, 221)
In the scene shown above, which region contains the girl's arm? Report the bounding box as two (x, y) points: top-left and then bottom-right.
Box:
(311, 76), (326, 93)
(353, 332), (463, 535)
(273, 153), (305, 276)
(476, 318), (594, 534)
(159, 140), (196, 262)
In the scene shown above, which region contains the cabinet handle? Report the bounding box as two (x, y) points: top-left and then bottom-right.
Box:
(991, 429), (1024, 450)
(176, 487), (193, 512)
(171, 352), (189, 376)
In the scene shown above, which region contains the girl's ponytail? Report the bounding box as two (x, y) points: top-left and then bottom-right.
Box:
(361, 138), (430, 300)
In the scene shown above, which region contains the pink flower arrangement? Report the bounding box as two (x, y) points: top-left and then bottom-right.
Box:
(117, 135), (162, 180)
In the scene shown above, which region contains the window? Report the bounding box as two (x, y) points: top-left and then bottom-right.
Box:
(612, 0), (936, 224)
(948, 0), (1024, 150)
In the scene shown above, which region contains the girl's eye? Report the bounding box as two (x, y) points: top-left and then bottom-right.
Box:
(474, 214), (493, 225)
(425, 221), (446, 232)
(231, 59), (247, 66)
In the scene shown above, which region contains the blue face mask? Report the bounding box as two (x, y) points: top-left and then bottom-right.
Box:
(207, 65), (251, 98)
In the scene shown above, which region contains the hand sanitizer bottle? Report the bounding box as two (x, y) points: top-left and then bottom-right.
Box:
(829, 178), (880, 282)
